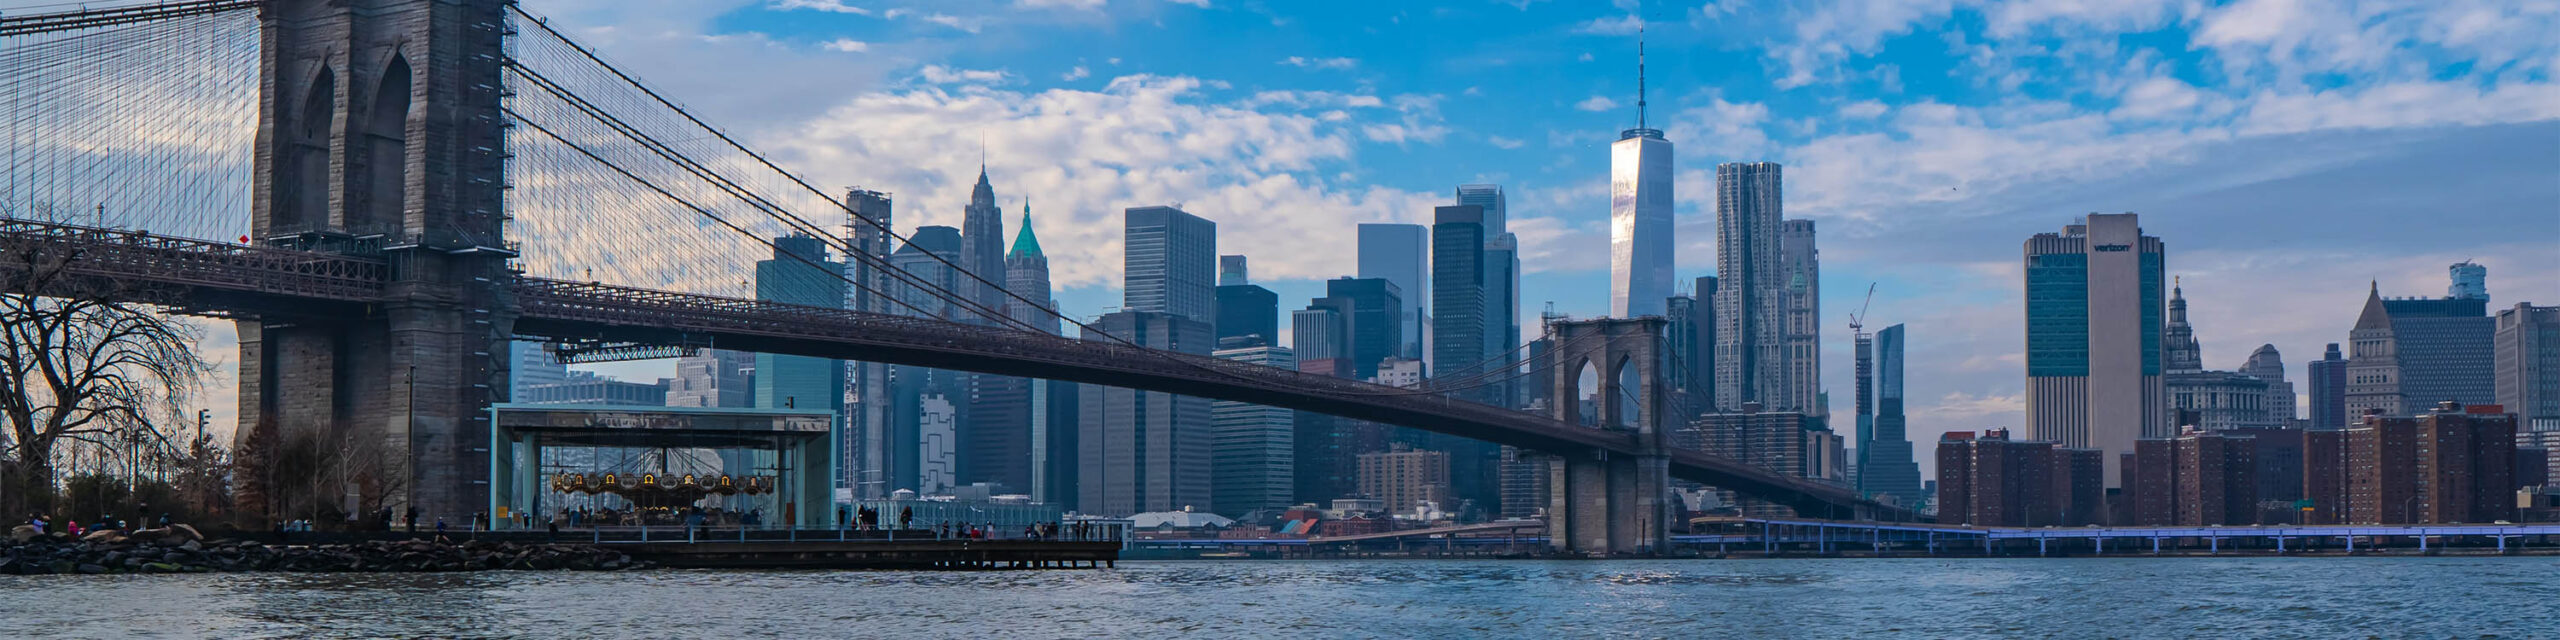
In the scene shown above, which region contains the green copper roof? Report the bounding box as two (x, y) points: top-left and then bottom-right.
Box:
(1008, 200), (1043, 258)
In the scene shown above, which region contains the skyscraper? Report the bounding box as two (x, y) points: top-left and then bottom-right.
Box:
(1078, 310), (1215, 516)
(2450, 261), (2488, 301)
(508, 341), (567, 402)
(1665, 293), (1703, 410)
(886, 226), (967, 494)
(1430, 205), (1492, 400)
(753, 233), (846, 414)
(1714, 162), (1786, 413)
(1682, 276), (1718, 418)
(2308, 343), (2349, 430)
(1458, 184), (1521, 406)
(1003, 203), (1057, 335)
(668, 350), (753, 409)
(1214, 256), (1279, 348)
(1608, 39), (1674, 319)
(2345, 278), (2497, 419)
(2024, 213), (2167, 486)
(1429, 204), (1500, 515)
(1124, 206), (1218, 323)
(959, 167), (1007, 325)
(1356, 223), (1429, 362)
(890, 226), (965, 321)
(1002, 204), (1071, 504)
(1857, 324), (1921, 503)
(1780, 219), (1822, 417)
(2493, 303), (2558, 428)
(1211, 343), (1296, 516)
(843, 188), (896, 499)
(2163, 280), (2203, 373)
(1309, 277), (1404, 381)
(2163, 283), (2283, 430)
(2242, 344), (2296, 425)
(1292, 306), (1349, 379)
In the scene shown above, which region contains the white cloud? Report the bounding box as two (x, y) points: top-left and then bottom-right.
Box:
(883, 8), (983, 32)
(1574, 96), (1618, 112)
(755, 74), (1444, 287)
(919, 65), (1013, 84)
(2110, 76), (2206, 120)
(821, 38), (869, 52)
(1920, 391), (2025, 417)
(1839, 99), (1889, 119)
(769, 0), (873, 15)
(1017, 0), (1106, 9)
(2235, 80), (2560, 137)
(1061, 66), (1091, 81)
(1279, 56), (1358, 70)
(1488, 135), (1526, 149)
(1243, 90), (1385, 109)
(1574, 14), (1644, 35)
(1167, 0), (1210, 6)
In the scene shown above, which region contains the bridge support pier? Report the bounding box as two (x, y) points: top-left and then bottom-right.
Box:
(1537, 318), (1677, 557)
(238, 0), (515, 526)
(1542, 448), (1672, 556)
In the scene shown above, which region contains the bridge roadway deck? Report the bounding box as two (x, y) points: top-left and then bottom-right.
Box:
(0, 219), (1897, 517)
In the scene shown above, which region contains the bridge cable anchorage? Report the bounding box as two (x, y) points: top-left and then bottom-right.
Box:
(503, 10), (1547, 396)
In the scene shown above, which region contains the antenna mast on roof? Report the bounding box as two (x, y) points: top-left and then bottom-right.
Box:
(1637, 22), (1647, 131)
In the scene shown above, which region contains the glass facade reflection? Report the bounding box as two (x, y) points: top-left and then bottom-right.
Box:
(1609, 129), (1673, 318)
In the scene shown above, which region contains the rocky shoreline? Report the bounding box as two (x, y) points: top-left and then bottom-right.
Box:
(2, 531), (646, 575)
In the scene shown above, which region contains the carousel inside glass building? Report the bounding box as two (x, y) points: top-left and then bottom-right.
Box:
(489, 404), (836, 529)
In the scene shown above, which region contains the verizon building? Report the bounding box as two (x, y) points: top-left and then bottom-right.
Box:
(2023, 213), (2167, 487)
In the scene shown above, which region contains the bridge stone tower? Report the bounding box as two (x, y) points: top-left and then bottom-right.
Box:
(237, 0), (514, 522)
(1541, 317), (1677, 555)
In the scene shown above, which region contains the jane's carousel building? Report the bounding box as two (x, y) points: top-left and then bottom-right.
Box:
(489, 403), (836, 528)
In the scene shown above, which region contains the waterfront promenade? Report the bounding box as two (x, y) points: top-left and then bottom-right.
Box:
(1120, 518), (2560, 559)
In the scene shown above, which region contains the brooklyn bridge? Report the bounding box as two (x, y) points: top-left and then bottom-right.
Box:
(0, 0), (1909, 555)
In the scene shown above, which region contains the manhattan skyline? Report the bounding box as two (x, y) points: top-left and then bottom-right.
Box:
(119, 0), (2560, 479)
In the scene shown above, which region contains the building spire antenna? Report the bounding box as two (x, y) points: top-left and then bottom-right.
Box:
(1637, 22), (1648, 131)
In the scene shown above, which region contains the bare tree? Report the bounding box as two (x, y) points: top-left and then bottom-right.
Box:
(0, 214), (212, 517)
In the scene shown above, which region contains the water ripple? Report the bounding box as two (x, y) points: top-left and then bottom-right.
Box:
(0, 557), (2547, 638)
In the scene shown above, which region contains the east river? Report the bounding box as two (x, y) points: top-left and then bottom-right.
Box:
(3, 558), (2551, 638)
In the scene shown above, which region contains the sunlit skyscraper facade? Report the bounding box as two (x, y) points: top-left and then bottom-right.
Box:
(1609, 127), (1673, 318)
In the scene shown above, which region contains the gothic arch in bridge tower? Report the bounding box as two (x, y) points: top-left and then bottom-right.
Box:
(360, 52), (411, 233)
(1570, 358), (1599, 426)
(240, 0), (515, 528)
(1536, 317), (1676, 556)
(1611, 353), (1639, 429)
(286, 64), (335, 232)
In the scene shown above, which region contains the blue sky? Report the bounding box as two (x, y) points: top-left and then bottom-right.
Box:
(27, 0), (2544, 473)
(526, 0), (2558, 474)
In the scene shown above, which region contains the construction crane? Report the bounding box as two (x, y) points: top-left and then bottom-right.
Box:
(1847, 282), (1877, 338)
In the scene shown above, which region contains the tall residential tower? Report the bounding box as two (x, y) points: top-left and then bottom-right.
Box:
(1713, 162), (1787, 412)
